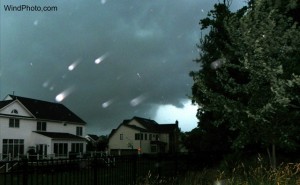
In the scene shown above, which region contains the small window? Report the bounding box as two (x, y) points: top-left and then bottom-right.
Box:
(76, 127), (83, 136)
(135, 133), (140, 140)
(37, 121), (47, 131)
(145, 134), (147, 140)
(135, 133), (144, 140)
(140, 133), (143, 140)
(11, 109), (18, 114)
(149, 134), (152, 140)
(9, 118), (20, 128)
(120, 134), (123, 140)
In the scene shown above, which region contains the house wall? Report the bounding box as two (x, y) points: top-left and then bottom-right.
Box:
(46, 121), (85, 137)
(0, 116), (86, 155)
(139, 133), (151, 153)
(108, 125), (139, 151)
(0, 117), (35, 154)
(159, 133), (170, 152)
(108, 125), (172, 154)
(108, 125), (161, 154)
(30, 132), (52, 154)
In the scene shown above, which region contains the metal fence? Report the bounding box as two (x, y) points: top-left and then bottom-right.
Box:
(0, 153), (208, 185)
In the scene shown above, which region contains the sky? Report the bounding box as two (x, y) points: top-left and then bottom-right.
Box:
(0, 0), (245, 135)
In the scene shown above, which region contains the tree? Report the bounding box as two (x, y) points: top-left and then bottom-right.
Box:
(191, 0), (300, 169)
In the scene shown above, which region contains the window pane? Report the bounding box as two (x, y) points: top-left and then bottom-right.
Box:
(42, 122), (46, 131)
(76, 127), (82, 136)
(54, 143), (58, 154)
(8, 145), (13, 155)
(9, 119), (14, 127)
(79, 143), (83, 152)
(37, 122), (41, 130)
(59, 144), (63, 155)
(14, 145), (18, 156)
(63, 144), (68, 155)
(44, 145), (47, 155)
(15, 119), (20, 127)
(140, 133), (143, 140)
(135, 133), (139, 140)
(3, 145), (7, 154)
(71, 143), (75, 152)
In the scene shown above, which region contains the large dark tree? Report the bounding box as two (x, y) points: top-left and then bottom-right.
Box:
(191, 0), (300, 169)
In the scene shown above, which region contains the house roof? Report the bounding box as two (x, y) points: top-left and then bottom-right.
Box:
(3, 95), (86, 124)
(109, 116), (178, 139)
(130, 116), (178, 133)
(34, 131), (86, 141)
(0, 100), (14, 109)
(86, 134), (99, 141)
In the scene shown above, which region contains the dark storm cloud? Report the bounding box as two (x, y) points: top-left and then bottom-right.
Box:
(0, 0), (244, 134)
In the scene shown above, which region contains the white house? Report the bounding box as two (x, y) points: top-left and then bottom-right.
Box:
(108, 116), (179, 155)
(0, 94), (87, 159)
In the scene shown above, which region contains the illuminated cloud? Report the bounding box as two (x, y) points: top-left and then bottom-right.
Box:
(154, 100), (198, 132)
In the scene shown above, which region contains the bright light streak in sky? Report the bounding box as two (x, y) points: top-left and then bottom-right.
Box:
(95, 53), (109, 64)
(68, 60), (80, 71)
(102, 99), (113, 108)
(55, 87), (75, 102)
(130, 94), (147, 107)
(55, 93), (65, 102)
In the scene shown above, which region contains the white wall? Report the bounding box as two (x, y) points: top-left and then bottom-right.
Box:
(0, 117), (35, 153)
(0, 117), (86, 154)
(109, 125), (138, 150)
(108, 124), (172, 154)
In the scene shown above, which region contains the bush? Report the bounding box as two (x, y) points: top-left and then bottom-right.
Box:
(137, 156), (300, 185)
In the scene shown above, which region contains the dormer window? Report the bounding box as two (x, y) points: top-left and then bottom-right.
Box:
(11, 109), (18, 114)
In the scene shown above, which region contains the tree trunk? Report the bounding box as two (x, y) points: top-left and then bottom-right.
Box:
(272, 143), (276, 169)
(266, 144), (276, 169)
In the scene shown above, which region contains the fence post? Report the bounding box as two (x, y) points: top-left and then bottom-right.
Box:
(22, 158), (28, 185)
(93, 156), (98, 185)
(132, 155), (137, 185)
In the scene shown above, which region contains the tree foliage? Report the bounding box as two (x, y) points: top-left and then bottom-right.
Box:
(191, 0), (300, 168)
